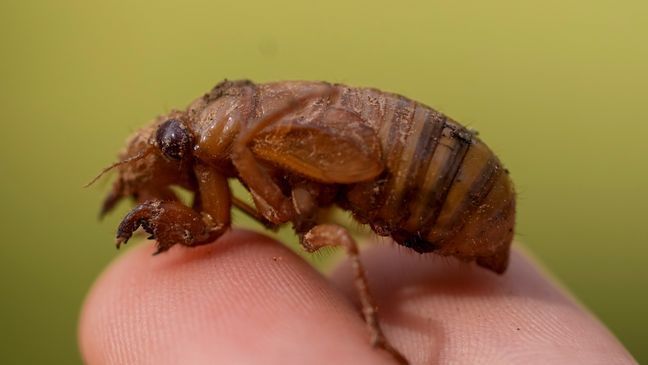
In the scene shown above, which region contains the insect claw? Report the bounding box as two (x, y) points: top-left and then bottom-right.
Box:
(115, 235), (129, 249)
(264, 222), (280, 232)
(152, 244), (170, 256)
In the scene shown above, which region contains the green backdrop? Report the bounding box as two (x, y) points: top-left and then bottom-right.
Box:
(1, 0), (646, 363)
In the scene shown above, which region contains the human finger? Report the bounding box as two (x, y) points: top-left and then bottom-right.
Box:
(79, 230), (396, 365)
(330, 243), (637, 365)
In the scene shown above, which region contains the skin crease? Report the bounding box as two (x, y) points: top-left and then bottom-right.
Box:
(79, 230), (637, 365)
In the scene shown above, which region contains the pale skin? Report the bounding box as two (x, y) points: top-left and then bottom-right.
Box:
(79, 232), (637, 365)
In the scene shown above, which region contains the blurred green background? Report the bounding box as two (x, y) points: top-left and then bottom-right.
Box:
(1, 0), (646, 363)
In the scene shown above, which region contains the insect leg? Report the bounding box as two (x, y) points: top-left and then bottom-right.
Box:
(301, 224), (409, 365)
(231, 146), (295, 224)
(231, 195), (279, 231)
(115, 199), (213, 254)
(115, 163), (232, 254)
(230, 86), (340, 224)
(192, 162), (232, 235)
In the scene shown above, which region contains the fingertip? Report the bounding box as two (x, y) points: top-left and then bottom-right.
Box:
(79, 230), (395, 365)
(79, 230), (270, 365)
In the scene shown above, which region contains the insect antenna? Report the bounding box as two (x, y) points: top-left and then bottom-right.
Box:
(84, 146), (154, 188)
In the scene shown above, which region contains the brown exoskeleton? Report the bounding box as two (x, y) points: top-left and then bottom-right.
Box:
(95, 80), (516, 365)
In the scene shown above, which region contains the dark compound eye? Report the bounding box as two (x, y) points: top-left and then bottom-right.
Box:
(155, 119), (194, 161)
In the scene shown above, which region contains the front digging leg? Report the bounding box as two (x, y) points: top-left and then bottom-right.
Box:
(116, 200), (215, 255)
(116, 163), (232, 255)
(116, 200), (217, 255)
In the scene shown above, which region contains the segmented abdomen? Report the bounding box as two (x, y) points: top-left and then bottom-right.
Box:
(336, 86), (515, 257)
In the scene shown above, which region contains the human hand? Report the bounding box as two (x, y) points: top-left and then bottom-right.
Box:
(79, 230), (636, 364)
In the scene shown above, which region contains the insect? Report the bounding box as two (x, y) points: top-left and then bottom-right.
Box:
(94, 79), (516, 365)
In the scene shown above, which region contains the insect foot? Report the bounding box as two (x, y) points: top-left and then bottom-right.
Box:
(116, 200), (214, 255)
